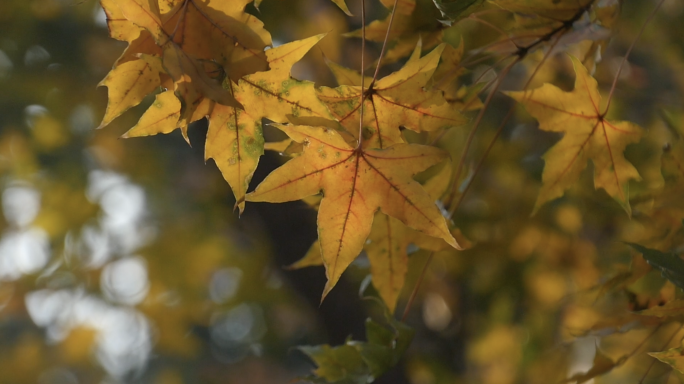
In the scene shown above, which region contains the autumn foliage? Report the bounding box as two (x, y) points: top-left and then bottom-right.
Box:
(87, 0), (684, 382)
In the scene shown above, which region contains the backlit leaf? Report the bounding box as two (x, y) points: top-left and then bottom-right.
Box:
(246, 123), (459, 300)
(506, 56), (643, 215)
(317, 44), (466, 149)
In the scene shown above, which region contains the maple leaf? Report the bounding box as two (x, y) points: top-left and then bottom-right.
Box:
(98, 0), (271, 128)
(126, 36), (333, 212)
(317, 43), (466, 149)
(287, 163), (469, 312)
(245, 123), (459, 299)
(506, 56), (643, 215)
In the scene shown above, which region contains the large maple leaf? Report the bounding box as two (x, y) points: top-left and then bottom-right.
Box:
(125, 35), (333, 212)
(317, 44), (466, 149)
(287, 163), (465, 312)
(506, 56), (643, 215)
(245, 123), (459, 299)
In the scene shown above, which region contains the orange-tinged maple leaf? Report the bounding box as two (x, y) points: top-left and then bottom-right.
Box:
(317, 44), (466, 149)
(506, 56), (643, 215)
(245, 123), (459, 300)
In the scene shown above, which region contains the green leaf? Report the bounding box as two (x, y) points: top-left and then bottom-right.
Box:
(626, 243), (684, 290)
(297, 301), (414, 383)
(298, 344), (371, 384)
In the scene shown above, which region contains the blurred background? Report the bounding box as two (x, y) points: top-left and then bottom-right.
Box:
(1, 0), (684, 383)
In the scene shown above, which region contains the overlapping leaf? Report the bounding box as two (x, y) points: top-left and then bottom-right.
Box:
(126, 35), (332, 212)
(317, 44), (466, 149)
(506, 56), (643, 215)
(98, 0), (271, 129)
(246, 123), (459, 299)
(345, 0), (440, 66)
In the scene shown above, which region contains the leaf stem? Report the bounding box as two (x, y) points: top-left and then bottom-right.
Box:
(371, 0), (400, 85)
(357, 0), (367, 149)
(602, 0), (666, 117)
(443, 57), (517, 213)
(401, 252), (434, 321)
(448, 31), (565, 216)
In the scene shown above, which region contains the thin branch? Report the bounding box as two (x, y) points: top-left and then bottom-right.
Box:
(371, 0), (400, 84)
(638, 324), (684, 384)
(401, 252), (434, 321)
(357, 0), (367, 149)
(449, 31), (565, 216)
(444, 57), (517, 214)
(602, 0), (666, 116)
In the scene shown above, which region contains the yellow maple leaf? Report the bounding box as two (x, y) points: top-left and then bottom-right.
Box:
(126, 36), (333, 213)
(99, 0), (271, 128)
(317, 43), (466, 149)
(506, 56), (643, 215)
(245, 123), (460, 300)
(287, 163), (464, 312)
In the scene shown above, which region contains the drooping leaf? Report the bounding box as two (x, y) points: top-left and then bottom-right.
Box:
(126, 36), (331, 212)
(286, 163), (469, 312)
(318, 44), (466, 149)
(246, 123), (459, 299)
(506, 56), (643, 215)
(626, 243), (684, 291)
(99, 0), (271, 128)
